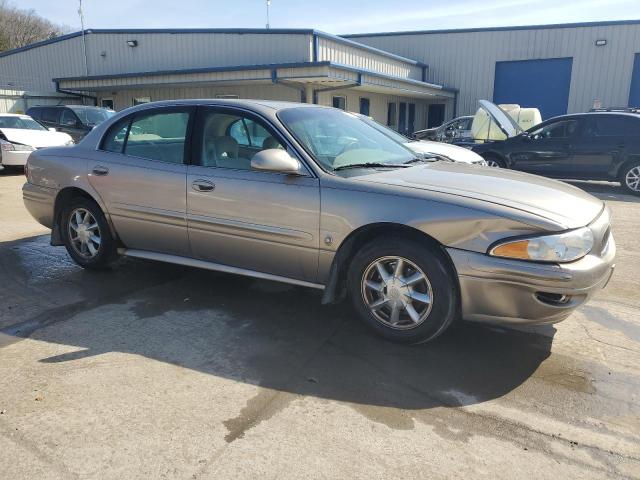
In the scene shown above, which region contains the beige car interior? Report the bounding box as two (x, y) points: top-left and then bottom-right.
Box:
(201, 113), (283, 169)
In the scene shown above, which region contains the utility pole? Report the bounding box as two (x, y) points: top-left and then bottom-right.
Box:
(266, 0), (271, 29)
(78, 0), (89, 76)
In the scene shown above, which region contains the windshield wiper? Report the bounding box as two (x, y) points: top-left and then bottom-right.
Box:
(403, 155), (439, 164)
(333, 162), (409, 171)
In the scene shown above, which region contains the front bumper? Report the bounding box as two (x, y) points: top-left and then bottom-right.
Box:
(447, 231), (616, 326)
(1, 150), (31, 166)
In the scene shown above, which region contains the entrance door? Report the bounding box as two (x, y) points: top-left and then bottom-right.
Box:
(428, 104), (445, 128)
(186, 106), (320, 282)
(408, 103), (416, 135)
(398, 102), (407, 134)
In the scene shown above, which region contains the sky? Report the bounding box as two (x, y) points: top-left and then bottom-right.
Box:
(16, 0), (640, 34)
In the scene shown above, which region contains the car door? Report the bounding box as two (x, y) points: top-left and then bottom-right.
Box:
(86, 106), (193, 256)
(508, 118), (579, 176)
(570, 115), (628, 179)
(186, 106), (320, 282)
(59, 108), (86, 142)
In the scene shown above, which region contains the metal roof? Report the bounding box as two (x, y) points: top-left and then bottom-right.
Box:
(342, 19), (640, 38)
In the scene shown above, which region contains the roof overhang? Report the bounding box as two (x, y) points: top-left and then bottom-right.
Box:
(54, 61), (455, 99)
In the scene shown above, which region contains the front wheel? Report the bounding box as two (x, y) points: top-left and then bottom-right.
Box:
(620, 161), (640, 195)
(483, 155), (506, 168)
(347, 237), (458, 344)
(61, 197), (118, 269)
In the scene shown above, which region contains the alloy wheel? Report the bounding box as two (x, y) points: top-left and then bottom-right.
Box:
(485, 159), (501, 168)
(68, 208), (102, 258)
(361, 256), (433, 330)
(625, 166), (640, 192)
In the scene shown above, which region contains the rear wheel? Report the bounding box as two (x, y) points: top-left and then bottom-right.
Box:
(61, 197), (118, 269)
(620, 161), (640, 195)
(347, 237), (458, 344)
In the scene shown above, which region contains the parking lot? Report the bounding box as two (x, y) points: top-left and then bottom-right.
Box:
(0, 171), (639, 479)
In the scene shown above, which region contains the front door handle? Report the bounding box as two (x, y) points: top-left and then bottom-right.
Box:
(92, 165), (109, 176)
(192, 179), (215, 192)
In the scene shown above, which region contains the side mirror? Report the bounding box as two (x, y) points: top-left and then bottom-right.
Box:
(48, 127), (56, 132)
(522, 132), (532, 142)
(251, 149), (302, 175)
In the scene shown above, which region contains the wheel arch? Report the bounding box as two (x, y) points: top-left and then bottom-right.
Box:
(51, 186), (117, 246)
(321, 222), (459, 305)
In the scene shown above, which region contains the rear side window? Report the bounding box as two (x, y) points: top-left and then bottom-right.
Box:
(585, 116), (640, 136)
(27, 108), (41, 120)
(101, 117), (131, 153)
(41, 107), (59, 123)
(124, 111), (190, 164)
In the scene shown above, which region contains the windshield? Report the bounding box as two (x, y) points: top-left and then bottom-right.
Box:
(70, 107), (115, 126)
(278, 107), (416, 171)
(354, 114), (412, 144)
(0, 116), (46, 131)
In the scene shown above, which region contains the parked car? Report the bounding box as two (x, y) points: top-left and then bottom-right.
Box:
(26, 105), (115, 143)
(353, 113), (486, 165)
(0, 113), (73, 171)
(413, 115), (473, 142)
(472, 102), (640, 195)
(23, 100), (615, 344)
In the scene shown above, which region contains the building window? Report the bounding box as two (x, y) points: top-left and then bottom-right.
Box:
(359, 97), (370, 116)
(332, 96), (346, 110)
(101, 98), (114, 110)
(133, 97), (151, 106)
(387, 102), (397, 127)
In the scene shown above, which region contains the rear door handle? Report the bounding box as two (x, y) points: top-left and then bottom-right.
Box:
(92, 166), (109, 176)
(192, 179), (215, 192)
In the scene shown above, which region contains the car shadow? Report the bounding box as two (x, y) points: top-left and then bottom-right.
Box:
(1, 235), (555, 412)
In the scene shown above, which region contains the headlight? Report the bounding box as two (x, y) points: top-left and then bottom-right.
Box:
(489, 227), (594, 263)
(0, 139), (35, 151)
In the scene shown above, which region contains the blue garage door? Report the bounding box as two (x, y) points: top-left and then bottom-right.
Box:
(629, 53), (640, 107)
(494, 58), (573, 120)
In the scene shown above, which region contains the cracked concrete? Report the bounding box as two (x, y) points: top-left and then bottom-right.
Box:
(0, 173), (639, 479)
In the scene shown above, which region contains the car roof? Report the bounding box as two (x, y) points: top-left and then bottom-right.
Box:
(0, 113), (30, 117)
(122, 99), (328, 112)
(549, 112), (640, 121)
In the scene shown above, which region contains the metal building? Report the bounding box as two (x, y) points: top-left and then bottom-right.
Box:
(345, 20), (640, 124)
(0, 29), (455, 134)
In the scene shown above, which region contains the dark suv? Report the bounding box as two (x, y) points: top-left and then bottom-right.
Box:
(472, 112), (640, 195)
(26, 105), (115, 143)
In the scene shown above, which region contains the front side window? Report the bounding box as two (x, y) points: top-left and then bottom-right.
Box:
(60, 109), (78, 127)
(278, 107), (415, 171)
(529, 120), (578, 140)
(70, 107), (114, 126)
(199, 110), (284, 170)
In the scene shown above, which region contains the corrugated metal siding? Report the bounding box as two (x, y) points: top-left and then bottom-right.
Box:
(0, 36), (86, 91)
(352, 24), (640, 116)
(317, 37), (422, 80)
(0, 89), (82, 113)
(98, 84), (302, 111)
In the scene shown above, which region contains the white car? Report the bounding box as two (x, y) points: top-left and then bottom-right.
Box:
(0, 114), (73, 170)
(354, 113), (486, 165)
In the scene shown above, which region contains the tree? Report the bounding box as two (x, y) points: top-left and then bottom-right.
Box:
(0, 1), (69, 53)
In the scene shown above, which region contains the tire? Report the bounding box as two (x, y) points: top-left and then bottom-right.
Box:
(483, 155), (506, 168)
(619, 161), (640, 195)
(347, 237), (458, 344)
(61, 197), (118, 269)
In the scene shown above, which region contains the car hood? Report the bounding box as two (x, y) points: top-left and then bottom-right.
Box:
(0, 128), (72, 147)
(355, 161), (603, 229)
(479, 99), (523, 138)
(405, 140), (484, 164)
